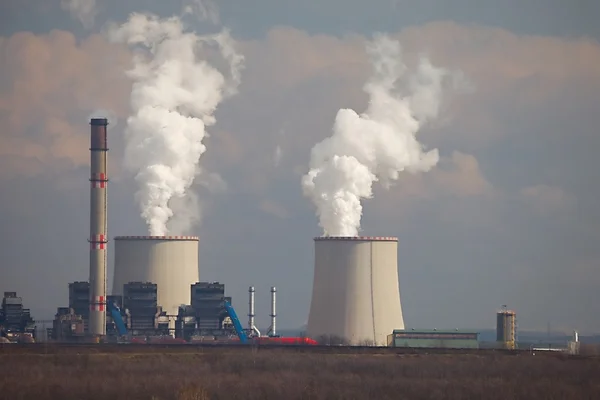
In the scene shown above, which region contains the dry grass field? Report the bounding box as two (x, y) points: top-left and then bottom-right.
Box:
(1, 345), (599, 400)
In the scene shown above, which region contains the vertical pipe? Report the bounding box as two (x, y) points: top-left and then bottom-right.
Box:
(270, 286), (277, 337)
(248, 286), (255, 330)
(89, 118), (108, 337)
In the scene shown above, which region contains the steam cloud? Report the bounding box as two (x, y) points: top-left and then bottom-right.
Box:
(61, 0), (97, 29)
(183, 0), (221, 25)
(302, 34), (446, 236)
(107, 13), (243, 236)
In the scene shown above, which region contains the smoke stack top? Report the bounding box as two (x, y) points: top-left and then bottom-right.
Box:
(302, 34), (447, 237)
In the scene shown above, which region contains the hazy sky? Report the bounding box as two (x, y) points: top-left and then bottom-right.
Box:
(1, 0), (599, 334)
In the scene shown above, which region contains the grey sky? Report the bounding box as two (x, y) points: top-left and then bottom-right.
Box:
(1, 0), (599, 334)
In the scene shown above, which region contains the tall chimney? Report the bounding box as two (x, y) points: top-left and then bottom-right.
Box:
(270, 286), (277, 337)
(248, 286), (255, 330)
(89, 118), (108, 337)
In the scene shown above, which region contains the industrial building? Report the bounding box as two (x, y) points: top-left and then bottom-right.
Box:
(52, 308), (85, 341)
(52, 283), (124, 338)
(497, 306), (517, 349)
(175, 305), (198, 340)
(3, 117), (549, 347)
(0, 292), (35, 339)
(306, 236), (405, 346)
(69, 281), (90, 332)
(123, 282), (161, 334)
(190, 282), (230, 332)
(50, 279), (247, 341)
(52, 281), (169, 339)
(112, 236), (200, 317)
(387, 330), (480, 349)
(172, 281), (238, 340)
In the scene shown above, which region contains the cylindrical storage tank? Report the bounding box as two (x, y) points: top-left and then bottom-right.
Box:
(496, 309), (517, 349)
(112, 236), (199, 315)
(306, 236), (405, 346)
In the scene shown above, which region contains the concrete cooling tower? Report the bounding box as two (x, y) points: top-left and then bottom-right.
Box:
(112, 236), (199, 315)
(306, 236), (405, 345)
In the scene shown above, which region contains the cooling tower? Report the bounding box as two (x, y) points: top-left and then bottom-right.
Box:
(306, 236), (405, 345)
(112, 236), (199, 315)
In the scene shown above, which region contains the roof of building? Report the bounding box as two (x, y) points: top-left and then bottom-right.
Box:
(114, 235), (199, 240)
(392, 329), (480, 334)
(314, 236), (397, 241)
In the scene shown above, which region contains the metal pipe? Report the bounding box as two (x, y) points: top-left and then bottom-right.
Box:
(88, 118), (108, 336)
(248, 286), (255, 331)
(270, 286), (277, 337)
(252, 326), (261, 337)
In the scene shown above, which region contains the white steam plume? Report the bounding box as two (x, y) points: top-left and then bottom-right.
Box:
(61, 0), (97, 29)
(302, 34), (446, 236)
(107, 13), (243, 235)
(182, 0), (221, 25)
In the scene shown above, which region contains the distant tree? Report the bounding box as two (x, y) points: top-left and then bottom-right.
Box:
(316, 334), (351, 346)
(357, 339), (376, 347)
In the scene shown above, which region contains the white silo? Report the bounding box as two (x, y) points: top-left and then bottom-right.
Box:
(306, 236), (405, 345)
(112, 236), (199, 315)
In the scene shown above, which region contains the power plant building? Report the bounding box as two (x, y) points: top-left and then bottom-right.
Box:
(123, 282), (159, 333)
(68, 281), (89, 332)
(191, 282), (228, 332)
(0, 292), (35, 334)
(387, 330), (480, 349)
(112, 236), (200, 316)
(306, 236), (405, 345)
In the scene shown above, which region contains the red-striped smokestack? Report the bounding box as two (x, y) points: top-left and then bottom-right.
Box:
(89, 118), (108, 336)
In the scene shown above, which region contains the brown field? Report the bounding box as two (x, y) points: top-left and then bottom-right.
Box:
(1, 344), (599, 399)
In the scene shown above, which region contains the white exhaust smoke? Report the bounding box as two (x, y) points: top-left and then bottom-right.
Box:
(61, 0), (97, 29)
(182, 0), (221, 25)
(302, 34), (446, 236)
(107, 13), (243, 235)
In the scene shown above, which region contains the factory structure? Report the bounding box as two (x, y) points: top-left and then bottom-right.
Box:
(307, 236), (404, 346)
(88, 118), (109, 337)
(112, 236), (200, 318)
(41, 117), (291, 343)
(496, 306), (517, 349)
(50, 280), (278, 342)
(4, 116), (579, 350)
(0, 292), (35, 343)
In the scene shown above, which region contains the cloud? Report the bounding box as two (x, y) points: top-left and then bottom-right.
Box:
(425, 152), (495, 198)
(273, 145), (282, 167)
(0, 30), (131, 179)
(259, 199), (290, 219)
(61, 0), (97, 29)
(182, 0), (221, 25)
(520, 184), (576, 214)
(394, 21), (600, 147)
